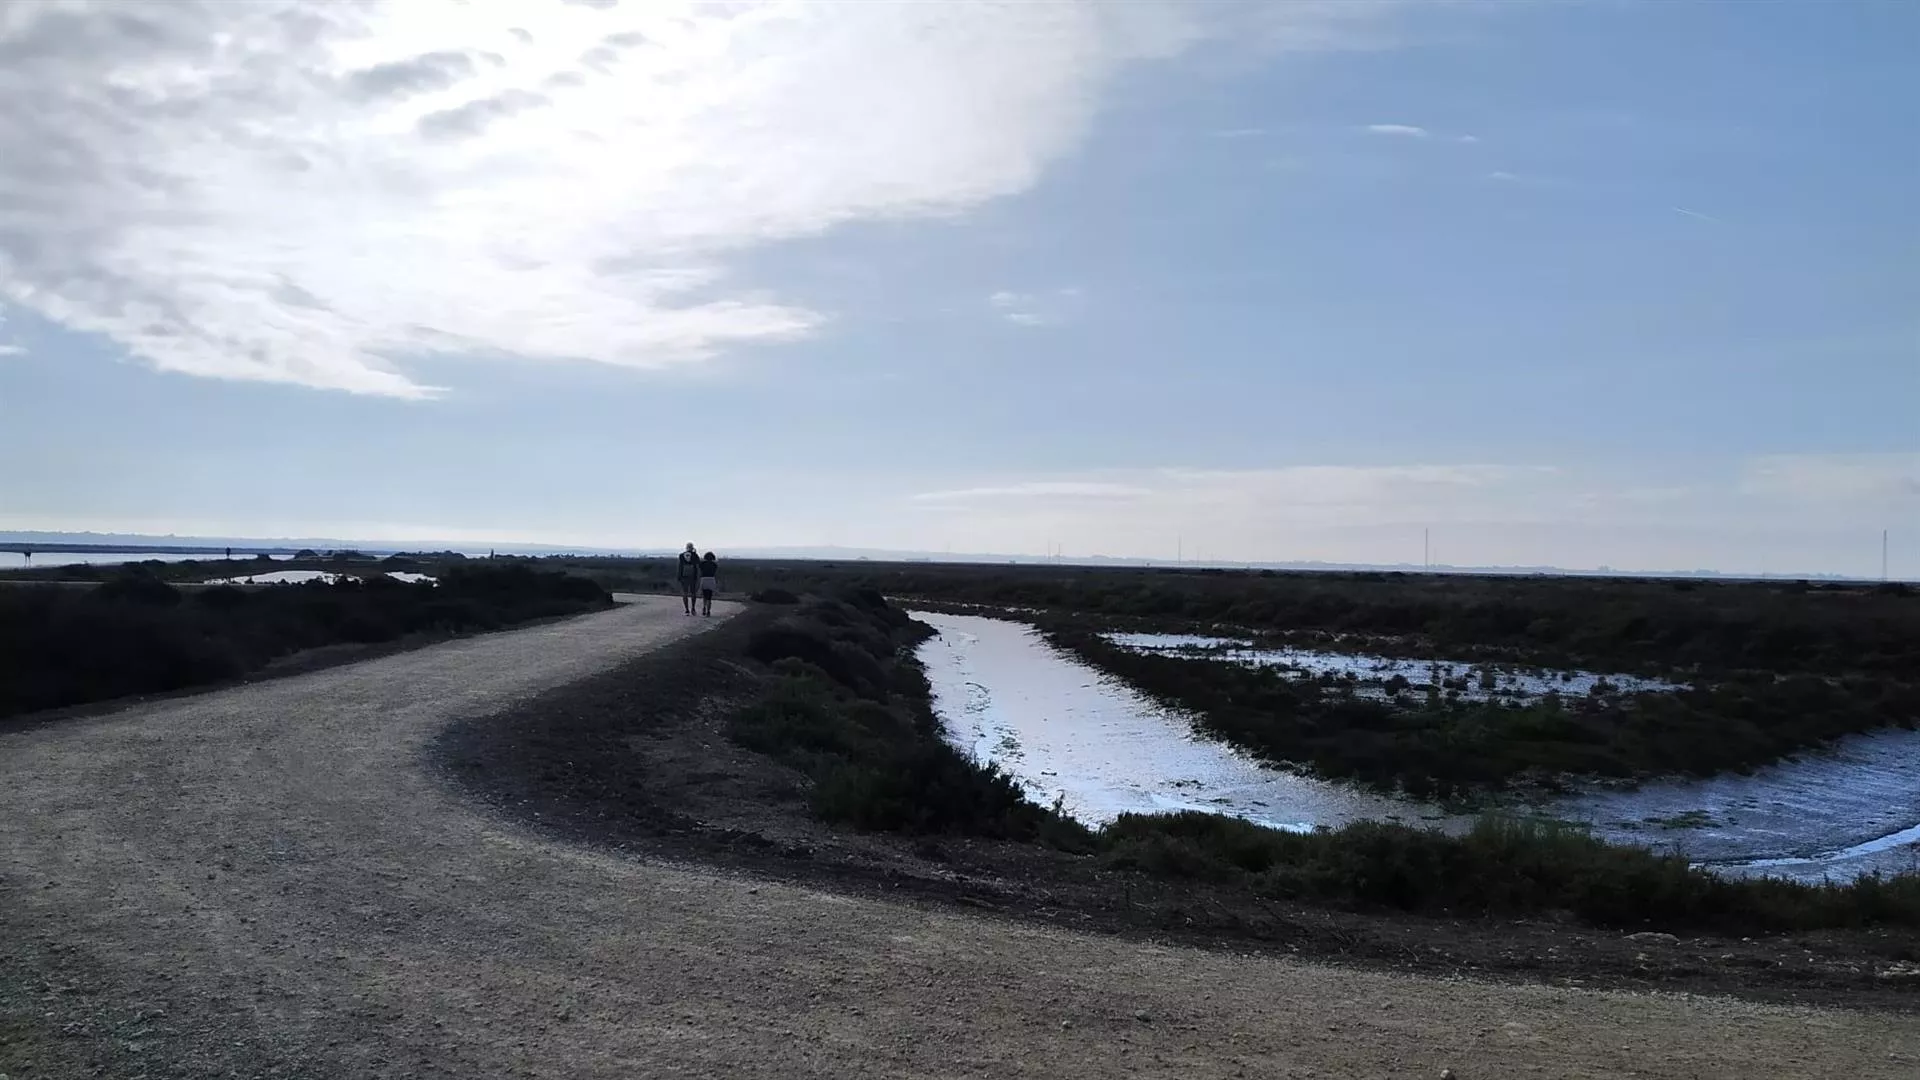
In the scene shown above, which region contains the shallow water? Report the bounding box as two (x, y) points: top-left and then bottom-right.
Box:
(1560, 730), (1920, 882)
(1105, 632), (1683, 703)
(915, 611), (1448, 831)
(919, 612), (1920, 882)
(206, 570), (347, 585)
(202, 570), (437, 586)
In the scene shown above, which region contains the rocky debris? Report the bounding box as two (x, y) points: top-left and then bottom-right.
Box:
(1626, 932), (1678, 944)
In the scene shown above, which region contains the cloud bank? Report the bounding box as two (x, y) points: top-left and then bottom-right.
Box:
(0, 0), (1407, 397)
(900, 457), (1916, 571)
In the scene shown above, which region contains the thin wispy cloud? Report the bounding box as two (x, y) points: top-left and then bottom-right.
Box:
(988, 288), (1084, 327)
(914, 464), (1559, 517)
(1672, 206), (1724, 223)
(1365, 123), (1480, 144)
(912, 481), (1151, 502)
(1741, 454), (1920, 502)
(0, 0), (1418, 398)
(0, 308), (21, 357)
(1210, 127), (1267, 138)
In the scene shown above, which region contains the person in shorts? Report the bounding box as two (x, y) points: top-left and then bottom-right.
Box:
(676, 543), (700, 615)
(698, 551), (720, 616)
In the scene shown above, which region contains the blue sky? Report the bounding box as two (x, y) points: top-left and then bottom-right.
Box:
(0, 0), (1914, 575)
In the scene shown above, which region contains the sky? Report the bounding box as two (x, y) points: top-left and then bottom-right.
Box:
(0, 0), (1914, 576)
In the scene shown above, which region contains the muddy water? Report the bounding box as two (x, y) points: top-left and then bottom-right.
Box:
(915, 612), (1920, 882)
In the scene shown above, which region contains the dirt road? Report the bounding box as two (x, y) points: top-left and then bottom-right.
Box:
(2, 596), (1914, 1079)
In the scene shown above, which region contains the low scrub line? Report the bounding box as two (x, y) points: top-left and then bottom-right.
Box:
(0, 563), (613, 719)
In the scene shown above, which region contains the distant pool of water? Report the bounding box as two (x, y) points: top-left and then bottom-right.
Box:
(918, 612), (1920, 882)
(1104, 632), (1684, 704)
(203, 570), (436, 585)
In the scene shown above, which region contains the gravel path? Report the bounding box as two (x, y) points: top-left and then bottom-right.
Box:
(2, 596), (1915, 1079)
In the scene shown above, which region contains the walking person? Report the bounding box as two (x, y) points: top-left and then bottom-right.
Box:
(676, 542), (701, 615)
(698, 550), (720, 617)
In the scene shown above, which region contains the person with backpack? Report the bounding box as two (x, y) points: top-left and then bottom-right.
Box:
(698, 551), (720, 616)
(675, 543), (701, 615)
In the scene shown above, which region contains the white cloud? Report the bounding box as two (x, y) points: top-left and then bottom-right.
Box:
(987, 287), (1084, 327)
(1364, 123), (1483, 145)
(1671, 206), (1723, 223)
(913, 464), (1560, 523)
(0, 0), (1414, 397)
(913, 481), (1151, 502)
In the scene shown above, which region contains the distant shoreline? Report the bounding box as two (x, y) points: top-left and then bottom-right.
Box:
(0, 534), (1902, 583)
(0, 542), (317, 557)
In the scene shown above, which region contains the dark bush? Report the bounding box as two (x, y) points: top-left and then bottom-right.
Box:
(751, 588), (801, 605)
(0, 566), (612, 719)
(746, 611), (892, 698)
(728, 598), (1086, 844)
(1099, 813), (1920, 933)
(96, 575), (182, 607)
(195, 585), (250, 611)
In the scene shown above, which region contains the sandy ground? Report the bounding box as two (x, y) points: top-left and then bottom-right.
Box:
(2, 596), (1916, 1079)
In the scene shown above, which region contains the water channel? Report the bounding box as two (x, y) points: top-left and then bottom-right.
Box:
(914, 611), (1920, 883)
